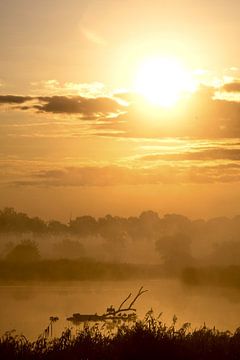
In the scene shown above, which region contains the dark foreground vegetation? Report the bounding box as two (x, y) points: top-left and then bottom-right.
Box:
(1, 314), (240, 360)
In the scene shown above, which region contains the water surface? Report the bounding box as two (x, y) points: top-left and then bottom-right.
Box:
(0, 279), (240, 339)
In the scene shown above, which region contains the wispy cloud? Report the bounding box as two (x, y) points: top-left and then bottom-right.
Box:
(221, 81), (240, 92)
(4, 162), (240, 188)
(81, 27), (107, 46)
(30, 80), (108, 97)
(140, 148), (240, 161)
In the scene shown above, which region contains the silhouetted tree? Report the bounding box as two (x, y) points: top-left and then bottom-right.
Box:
(98, 215), (127, 241)
(161, 214), (191, 236)
(0, 207), (47, 233)
(138, 210), (160, 239)
(155, 233), (193, 271)
(52, 238), (85, 259)
(47, 220), (68, 234)
(5, 239), (40, 262)
(69, 216), (97, 236)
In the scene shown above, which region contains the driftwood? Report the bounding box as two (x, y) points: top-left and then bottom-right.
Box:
(67, 286), (148, 325)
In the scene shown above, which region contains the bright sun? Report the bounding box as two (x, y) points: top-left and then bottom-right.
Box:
(134, 57), (196, 107)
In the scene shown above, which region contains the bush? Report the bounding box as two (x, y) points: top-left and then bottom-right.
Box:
(5, 240), (40, 263)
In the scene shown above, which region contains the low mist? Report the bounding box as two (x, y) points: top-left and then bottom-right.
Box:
(1, 207), (240, 273)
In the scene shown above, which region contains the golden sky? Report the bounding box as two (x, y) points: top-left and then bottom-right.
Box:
(1, 0), (240, 220)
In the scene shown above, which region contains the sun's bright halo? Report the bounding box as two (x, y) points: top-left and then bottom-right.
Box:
(134, 57), (197, 107)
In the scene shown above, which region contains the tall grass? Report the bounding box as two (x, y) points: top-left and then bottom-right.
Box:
(1, 312), (240, 359)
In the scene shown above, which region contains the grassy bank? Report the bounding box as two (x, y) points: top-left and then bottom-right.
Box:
(182, 266), (240, 288)
(1, 314), (240, 360)
(0, 259), (164, 281)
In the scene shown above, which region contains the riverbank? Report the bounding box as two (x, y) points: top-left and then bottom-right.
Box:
(0, 259), (165, 281)
(1, 315), (240, 360)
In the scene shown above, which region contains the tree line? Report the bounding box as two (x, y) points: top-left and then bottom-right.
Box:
(2, 207), (240, 269)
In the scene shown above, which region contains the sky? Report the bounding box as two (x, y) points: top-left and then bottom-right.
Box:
(1, 0), (240, 221)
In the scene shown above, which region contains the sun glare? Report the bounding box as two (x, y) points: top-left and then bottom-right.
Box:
(134, 57), (197, 107)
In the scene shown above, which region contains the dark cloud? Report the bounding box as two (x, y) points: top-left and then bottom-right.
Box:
(34, 95), (123, 116)
(0, 95), (32, 104)
(222, 82), (240, 92)
(1, 84), (240, 139)
(0, 94), (124, 118)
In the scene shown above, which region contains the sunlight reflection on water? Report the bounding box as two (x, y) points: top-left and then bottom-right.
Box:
(0, 279), (240, 339)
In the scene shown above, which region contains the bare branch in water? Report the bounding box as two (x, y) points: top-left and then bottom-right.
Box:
(128, 286), (148, 310)
(117, 293), (132, 311)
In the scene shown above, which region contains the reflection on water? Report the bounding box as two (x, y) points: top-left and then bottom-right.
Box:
(0, 279), (240, 339)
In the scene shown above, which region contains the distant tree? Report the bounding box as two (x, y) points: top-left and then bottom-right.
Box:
(28, 217), (47, 233)
(98, 215), (127, 241)
(0, 207), (20, 232)
(69, 216), (97, 236)
(138, 211), (160, 240)
(139, 210), (159, 223)
(155, 233), (193, 271)
(0, 207), (47, 233)
(161, 214), (191, 235)
(126, 216), (141, 241)
(1, 241), (15, 258)
(52, 238), (85, 259)
(5, 239), (40, 262)
(47, 220), (68, 234)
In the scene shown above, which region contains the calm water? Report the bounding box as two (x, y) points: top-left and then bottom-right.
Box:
(0, 279), (240, 339)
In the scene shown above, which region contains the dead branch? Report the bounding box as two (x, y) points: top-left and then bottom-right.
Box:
(105, 307), (136, 318)
(117, 292), (132, 311)
(128, 286), (148, 309)
(107, 286), (148, 317)
(68, 286), (148, 323)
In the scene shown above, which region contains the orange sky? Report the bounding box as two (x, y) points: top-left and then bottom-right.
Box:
(1, 0), (240, 221)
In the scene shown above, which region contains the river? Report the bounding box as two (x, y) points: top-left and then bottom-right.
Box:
(0, 279), (240, 339)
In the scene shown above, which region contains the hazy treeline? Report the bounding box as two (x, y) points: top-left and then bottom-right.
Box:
(1, 207), (240, 271)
